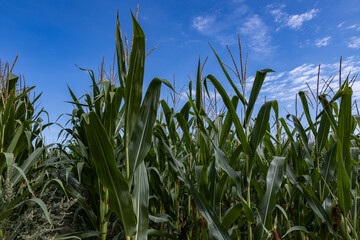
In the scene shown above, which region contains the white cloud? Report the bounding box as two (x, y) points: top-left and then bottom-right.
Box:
(315, 36), (331, 47)
(268, 5), (319, 30)
(191, 14), (238, 46)
(222, 57), (360, 115)
(337, 21), (345, 28)
(258, 56), (360, 104)
(347, 24), (357, 29)
(265, 72), (286, 81)
(190, 4), (249, 46)
(348, 36), (360, 49)
(338, 23), (360, 31)
(239, 15), (272, 55)
(192, 15), (215, 33)
(287, 9), (318, 29)
(289, 64), (317, 76)
(180, 89), (196, 100)
(270, 6), (288, 24)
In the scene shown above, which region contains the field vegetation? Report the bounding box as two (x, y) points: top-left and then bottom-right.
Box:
(1, 11), (360, 240)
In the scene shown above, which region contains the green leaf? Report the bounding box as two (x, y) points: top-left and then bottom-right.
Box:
(128, 78), (165, 176)
(317, 113), (330, 151)
(244, 68), (274, 128)
(12, 165), (35, 196)
(148, 168), (175, 217)
(0, 152), (13, 176)
(161, 100), (177, 144)
(219, 96), (238, 149)
(318, 95), (338, 135)
(222, 203), (242, 229)
(55, 231), (101, 240)
(299, 183), (336, 235)
(337, 83), (352, 174)
(175, 112), (194, 156)
(255, 157), (285, 239)
(184, 176), (230, 240)
(67, 85), (85, 115)
(6, 122), (25, 155)
(207, 74), (252, 155)
(133, 162), (149, 240)
(103, 84), (123, 140)
(147, 229), (178, 239)
(320, 142), (337, 199)
(250, 101), (276, 153)
(213, 144), (242, 192)
(288, 114), (312, 166)
(282, 226), (309, 238)
(298, 91), (317, 136)
(3, 88), (15, 124)
(330, 82), (353, 217)
(162, 141), (230, 240)
(209, 44), (247, 106)
(10, 148), (43, 186)
(83, 111), (136, 237)
(124, 12), (146, 145)
(336, 141), (352, 214)
(29, 198), (52, 225)
(116, 11), (127, 89)
(195, 58), (202, 111)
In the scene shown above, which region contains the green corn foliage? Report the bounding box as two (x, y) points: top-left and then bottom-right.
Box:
(60, 12), (171, 240)
(3, 10), (360, 240)
(145, 52), (359, 239)
(0, 63), (56, 239)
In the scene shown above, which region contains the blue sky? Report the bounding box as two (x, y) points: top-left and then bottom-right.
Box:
(1, 0), (360, 142)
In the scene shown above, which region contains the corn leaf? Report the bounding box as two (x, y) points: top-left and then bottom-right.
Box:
(83, 111), (136, 237)
(255, 156), (285, 239)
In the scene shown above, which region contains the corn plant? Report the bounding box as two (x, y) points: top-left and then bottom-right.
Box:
(3, 9), (360, 240)
(59, 12), (171, 239)
(0, 60), (56, 239)
(143, 43), (360, 240)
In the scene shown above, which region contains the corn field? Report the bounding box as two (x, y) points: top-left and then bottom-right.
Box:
(1, 12), (360, 240)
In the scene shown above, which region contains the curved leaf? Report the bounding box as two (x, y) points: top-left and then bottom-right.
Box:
(128, 78), (165, 176)
(244, 68), (274, 128)
(255, 157), (285, 239)
(207, 74), (251, 155)
(83, 112), (136, 237)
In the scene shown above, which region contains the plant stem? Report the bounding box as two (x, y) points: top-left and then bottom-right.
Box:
(354, 192), (358, 235)
(99, 184), (109, 240)
(246, 155), (252, 240)
(126, 145), (130, 180)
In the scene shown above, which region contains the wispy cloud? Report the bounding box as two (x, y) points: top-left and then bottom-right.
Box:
(337, 21), (345, 28)
(269, 5), (288, 24)
(239, 15), (272, 55)
(315, 36), (331, 47)
(176, 57), (360, 114)
(337, 23), (360, 31)
(347, 24), (357, 30)
(268, 5), (319, 30)
(245, 56), (360, 106)
(191, 0), (249, 46)
(191, 14), (237, 45)
(192, 15), (216, 33)
(180, 89), (196, 100)
(287, 9), (318, 29)
(348, 37), (360, 49)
